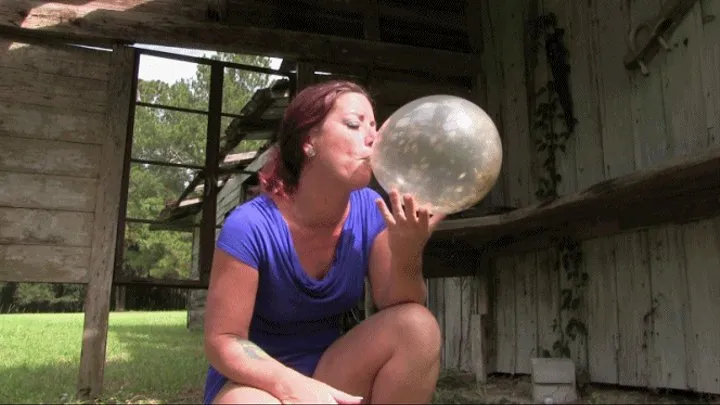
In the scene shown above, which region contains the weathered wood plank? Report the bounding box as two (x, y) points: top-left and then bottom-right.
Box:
(568, 0), (605, 190)
(0, 135), (101, 178)
(681, 219), (720, 394)
(470, 314), (485, 382)
(647, 224), (688, 390)
(0, 39), (111, 79)
(0, 244), (90, 283)
(629, 0), (671, 171)
(627, 0), (688, 392)
(595, 0), (635, 178)
(479, 0), (507, 208)
(494, 255), (516, 373)
(0, 67), (107, 113)
(498, 0), (532, 208)
(0, 102), (105, 144)
(0, 0), (473, 77)
(76, 44), (134, 400)
(0, 207), (93, 247)
(443, 277), (462, 370)
(460, 275), (474, 372)
(535, 249), (560, 358)
(661, 3), (708, 158)
(0, 171), (97, 212)
(514, 252), (537, 374)
(614, 232), (652, 388)
(542, 0), (577, 197)
(585, 237), (619, 384)
(701, 0), (720, 146)
(473, 268), (492, 380)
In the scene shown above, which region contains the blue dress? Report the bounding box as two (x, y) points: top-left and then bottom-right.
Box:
(203, 187), (387, 404)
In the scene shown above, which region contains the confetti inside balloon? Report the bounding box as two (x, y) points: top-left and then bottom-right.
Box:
(371, 95), (503, 215)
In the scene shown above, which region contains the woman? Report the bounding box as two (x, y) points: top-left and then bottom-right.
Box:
(203, 80), (444, 404)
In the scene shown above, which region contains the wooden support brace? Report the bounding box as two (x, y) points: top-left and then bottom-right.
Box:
(624, 0), (699, 74)
(76, 44), (135, 400)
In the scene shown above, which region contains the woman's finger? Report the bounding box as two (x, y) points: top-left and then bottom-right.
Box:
(389, 190), (406, 222)
(402, 194), (417, 222)
(375, 198), (396, 227)
(417, 208), (430, 229)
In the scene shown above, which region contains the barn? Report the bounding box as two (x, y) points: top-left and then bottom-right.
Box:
(0, 0), (719, 401)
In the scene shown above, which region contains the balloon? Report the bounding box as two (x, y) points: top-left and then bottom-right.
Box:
(371, 95), (503, 215)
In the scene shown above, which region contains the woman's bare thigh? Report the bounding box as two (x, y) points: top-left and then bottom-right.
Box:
(312, 302), (440, 399)
(213, 381), (280, 404)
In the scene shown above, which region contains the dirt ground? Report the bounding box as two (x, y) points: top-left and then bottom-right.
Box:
(432, 371), (720, 404)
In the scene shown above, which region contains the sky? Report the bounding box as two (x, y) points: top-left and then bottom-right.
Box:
(135, 44), (283, 84)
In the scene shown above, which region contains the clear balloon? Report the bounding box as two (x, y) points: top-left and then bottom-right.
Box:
(371, 95), (503, 215)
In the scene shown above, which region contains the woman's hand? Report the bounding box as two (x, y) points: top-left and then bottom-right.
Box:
(276, 373), (363, 404)
(375, 189), (445, 265)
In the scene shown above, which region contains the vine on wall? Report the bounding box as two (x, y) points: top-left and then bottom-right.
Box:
(531, 12), (588, 359)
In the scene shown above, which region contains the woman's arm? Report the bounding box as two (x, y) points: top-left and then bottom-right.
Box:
(204, 248), (302, 396)
(367, 230), (427, 310)
(368, 191), (444, 309)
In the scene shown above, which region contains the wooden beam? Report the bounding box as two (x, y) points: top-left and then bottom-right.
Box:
(206, 0), (228, 22)
(229, 0), (465, 31)
(0, 0), (473, 77)
(362, 0), (381, 41)
(76, 44), (135, 400)
(426, 144), (720, 270)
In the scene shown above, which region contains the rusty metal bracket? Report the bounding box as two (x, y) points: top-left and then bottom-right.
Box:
(624, 0), (699, 75)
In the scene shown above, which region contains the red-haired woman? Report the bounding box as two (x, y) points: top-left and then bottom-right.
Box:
(203, 80), (444, 404)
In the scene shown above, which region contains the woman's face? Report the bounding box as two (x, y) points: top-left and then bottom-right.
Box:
(308, 92), (377, 189)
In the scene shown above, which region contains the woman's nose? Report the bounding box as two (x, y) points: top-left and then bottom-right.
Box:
(365, 127), (377, 146)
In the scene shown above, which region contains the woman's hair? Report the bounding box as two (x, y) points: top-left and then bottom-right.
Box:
(258, 79), (372, 198)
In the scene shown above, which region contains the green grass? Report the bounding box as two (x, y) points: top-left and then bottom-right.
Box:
(4, 311), (717, 404)
(0, 311), (206, 404)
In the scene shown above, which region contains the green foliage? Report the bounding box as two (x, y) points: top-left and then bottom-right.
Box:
(533, 80), (571, 200)
(124, 52), (274, 281)
(531, 15), (588, 359)
(9, 283), (86, 312)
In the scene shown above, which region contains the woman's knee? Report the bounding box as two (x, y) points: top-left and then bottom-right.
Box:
(213, 382), (281, 404)
(387, 303), (442, 359)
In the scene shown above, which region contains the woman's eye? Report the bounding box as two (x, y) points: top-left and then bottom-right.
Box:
(345, 121), (360, 129)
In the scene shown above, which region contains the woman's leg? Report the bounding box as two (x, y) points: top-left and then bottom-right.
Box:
(312, 302), (442, 404)
(212, 381), (281, 404)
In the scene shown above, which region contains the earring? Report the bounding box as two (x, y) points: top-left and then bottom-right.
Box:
(306, 146), (316, 158)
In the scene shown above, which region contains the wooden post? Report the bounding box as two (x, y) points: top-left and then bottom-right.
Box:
(465, 0), (494, 385)
(295, 60), (315, 93)
(472, 266), (490, 383)
(76, 44), (136, 400)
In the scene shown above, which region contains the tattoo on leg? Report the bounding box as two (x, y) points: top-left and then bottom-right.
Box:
(234, 338), (270, 360)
